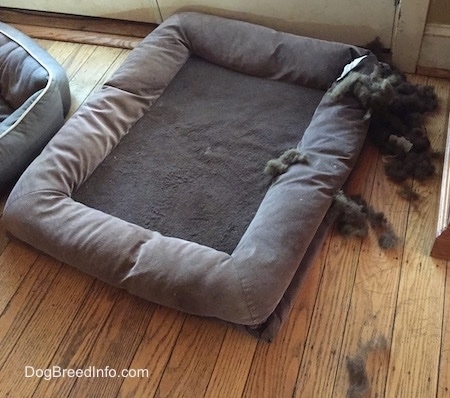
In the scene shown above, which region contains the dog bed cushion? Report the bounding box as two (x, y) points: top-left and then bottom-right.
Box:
(0, 22), (70, 191)
(72, 55), (327, 254)
(3, 12), (374, 340)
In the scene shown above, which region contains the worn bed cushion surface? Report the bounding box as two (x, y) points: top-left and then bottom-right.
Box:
(0, 22), (70, 191)
(3, 12), (373, 339)
(73, 55), (326, 254)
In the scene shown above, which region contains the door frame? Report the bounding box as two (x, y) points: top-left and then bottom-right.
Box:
(391, 0), (432, 72)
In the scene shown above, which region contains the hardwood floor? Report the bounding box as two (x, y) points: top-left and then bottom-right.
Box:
(0, 33), (449, 397)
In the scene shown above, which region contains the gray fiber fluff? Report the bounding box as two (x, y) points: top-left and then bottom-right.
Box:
(330, 63), (438, 184)
(264, 148), (308, 178)
(266, 62), (437, 250)
(329, 59), (439, 248)
(332, 191), (398, 249)
(346, 336), (388, 398)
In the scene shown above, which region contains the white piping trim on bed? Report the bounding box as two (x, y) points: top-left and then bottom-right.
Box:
(336, 55), (368, 81)
(0, 27), (54, 141)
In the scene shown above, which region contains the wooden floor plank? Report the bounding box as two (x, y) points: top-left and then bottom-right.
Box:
(155, 316), (228, 398)
(43, 40), (85, 71)
(438, 264), (450, 398)
(66, 46), (127, 114)
(118, 307), (186, 398)
(0, 241), (40, 313)
(31, 280), (120, 398)
(386, 244), (446, 397)
(0, 261), (94, 398)
(66, 291), (154, 398)
(52, 42), (97, 81)
(0, 219), (10, 258)
(0, 254), (61, 370)
(205, 327), (257, 398)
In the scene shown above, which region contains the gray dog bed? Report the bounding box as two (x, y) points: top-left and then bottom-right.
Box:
(4, 12), (375, 340)
(0, 22), (70, 192)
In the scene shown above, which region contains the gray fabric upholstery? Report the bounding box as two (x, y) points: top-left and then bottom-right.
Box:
(0, 22), (70, 191)
(73, 55), (326, 255)
(3, 12), (375, 340)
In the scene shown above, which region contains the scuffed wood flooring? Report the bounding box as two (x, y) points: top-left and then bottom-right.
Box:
(0, 35), (449, 397)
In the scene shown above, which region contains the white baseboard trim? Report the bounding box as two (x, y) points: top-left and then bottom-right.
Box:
(424, 23), (450, 37)
(418, 23), (450, 71)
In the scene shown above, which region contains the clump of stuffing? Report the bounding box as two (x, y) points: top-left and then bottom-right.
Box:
(330, 62), (439, 187)
(384, 152), (435, 183)
(332, 191), (369, 238)
(332, 191), (398, 249)
(265, 62), (438, 251)
(330, 65), (398, 120)
(378, 230), (398, 250)
(329, 60), (439, 247)
(264, 148), (308, 177)
(346, 336), (389, 398)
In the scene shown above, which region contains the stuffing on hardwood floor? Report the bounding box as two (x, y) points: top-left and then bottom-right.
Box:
(346, 336), (389, 398)
(330, 61), (439, 247)
(262, 60), (439, 249)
